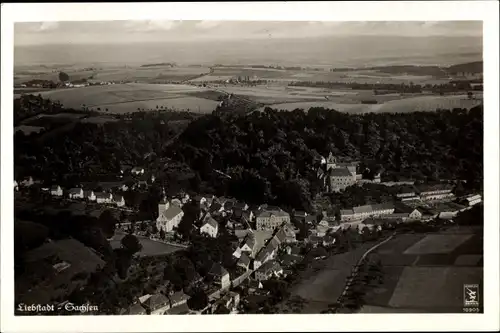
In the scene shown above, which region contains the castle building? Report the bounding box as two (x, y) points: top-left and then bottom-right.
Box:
(317, 153), (358, 192)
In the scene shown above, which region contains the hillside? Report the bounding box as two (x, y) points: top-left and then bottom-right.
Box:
(447, 61), (483, 74)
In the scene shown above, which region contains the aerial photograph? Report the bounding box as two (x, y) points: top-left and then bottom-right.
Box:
(13, 20), (483, 315)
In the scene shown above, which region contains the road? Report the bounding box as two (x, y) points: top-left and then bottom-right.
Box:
(334, 232), (396, 310)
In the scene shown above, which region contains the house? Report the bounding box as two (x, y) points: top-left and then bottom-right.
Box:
(114, 195), (126, 207)
(142, 293), (171, 315)
(417, 184), (454, 201)
(200, 215), (219, 238)
(193, 195), (207, 206)
(208, 263), (230, 289)
(285, 245), (303, 257)
(20, 176), (35, 187)
(123, 303), (147, 315)
(67, 188), (84, 199)
(255, 260), (283, 281)
(254, 248), (272, 270)
(201, 194), (216, 207)
(95, 192), (113, 204)
(237, 253), (251, 270)
(315, 220), (330, 237)
(461, 194), (482, 206)
(209, 202), (223, 214)
(396, 186), (418, 199)
(282, 223), (297, 243)
(171, 198), (183, 208)
(322, 234), (336, 246)
(255, 209), (291, 231)
(340, 209), (356, 221)
(131, 167), (145, 175)
(434, 202), (468, 219)
(341, 203), (395, 221)
(241, 210), (255, 223)
(273, 228), (287, 245)
(294, 211), (308, 221)
(165, 302), (192, 315)
(169, 290), (190, 308)
(223, 199), (237, 213)
(50, 185), (63, 197)
(84, 190), (96, 201)
(240, 233), (257, 256)
(138, 294), (152, 305)
(394, 203), (423, 220)
(247, 280), (264, 294)
(303, 215), (316, 226)
(307, 235), (324, 247)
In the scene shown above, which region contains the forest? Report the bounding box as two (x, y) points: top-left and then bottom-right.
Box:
(14, 94), (483, 213)
(168, 105), (483, 211)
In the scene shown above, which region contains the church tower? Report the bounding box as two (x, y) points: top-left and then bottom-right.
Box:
(157, 187), (169, 222)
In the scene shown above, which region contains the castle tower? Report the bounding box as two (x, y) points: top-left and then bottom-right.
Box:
(326, 152), (337, 171)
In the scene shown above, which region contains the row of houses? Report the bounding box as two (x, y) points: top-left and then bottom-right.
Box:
(396, 184), (456, 202)
(47, 185), (126, 207)
(121, 289), (192, 315)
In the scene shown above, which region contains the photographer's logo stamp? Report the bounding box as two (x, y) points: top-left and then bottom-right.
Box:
(463, 284), (479, 307)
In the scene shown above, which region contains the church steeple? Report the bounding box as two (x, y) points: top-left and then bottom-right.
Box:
(162, 186), (167, 203)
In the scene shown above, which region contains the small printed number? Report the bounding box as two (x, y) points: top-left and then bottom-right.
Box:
(463, 307), (480, 313)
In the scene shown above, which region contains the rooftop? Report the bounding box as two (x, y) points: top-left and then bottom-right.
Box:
(209, 263), (229, 277)
(256, 209), (290, 219)
(143, 293), (170, 310)
(162, 204), (183, 220)
(328, 167), (353, 177)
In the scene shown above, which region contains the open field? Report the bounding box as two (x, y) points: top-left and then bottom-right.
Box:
(404, 234), (473, 255)
(191, 67), (452, 85)
(279, 242), (377, 314)
(262, 94), (483, 113)
(361, 228), (483, 313)
(92, 66), (210, 83)
(15, 238), (105, 305)
(14, 66), (211, 85)
(32, 83), (220, 114)
(110, 233), (185, 257)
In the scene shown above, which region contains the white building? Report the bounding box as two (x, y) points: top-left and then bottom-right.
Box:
(95, 192), (113, 204)
(156, 191), (184, 233)
(131, 167), (145, 175)
(341, 203), (395, 221)
(68, 188), (84, 199)
(50, 185), (64, 197)
(462, 194), (482, 206)
(255, 209), (290, 231)
(114, 195), (126, 207)
(200, 215), (219, 238)
(84, 190), (97, 201)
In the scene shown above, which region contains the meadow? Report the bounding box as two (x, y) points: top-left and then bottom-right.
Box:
(191, 67), (451, 85)
(263, 94), (483, 114)
(14, 65), (211, 85)
(360, 227), (483, 313)
(34, 83), (220, 114)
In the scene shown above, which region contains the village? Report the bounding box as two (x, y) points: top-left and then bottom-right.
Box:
(13, 151), (482, 315)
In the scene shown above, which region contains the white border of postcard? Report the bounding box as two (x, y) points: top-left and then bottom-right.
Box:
(1, 1), (499, 332)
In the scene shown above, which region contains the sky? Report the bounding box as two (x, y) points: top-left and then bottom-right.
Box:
(14, 21), (483, 46)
